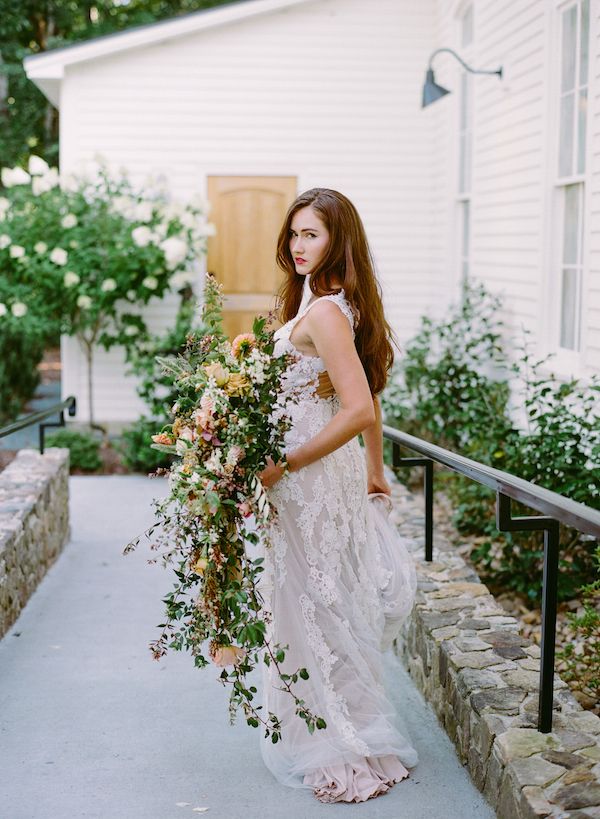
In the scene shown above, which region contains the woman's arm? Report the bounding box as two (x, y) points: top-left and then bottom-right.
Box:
(259, 300), (375, 487)
(361, 395), (391, 495)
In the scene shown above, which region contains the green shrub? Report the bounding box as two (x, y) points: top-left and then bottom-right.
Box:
(0, 322), (44, 424)
(117, 417), (173, 474)
(557, 545), (600, 707)
(382, 281), (599, 603)
(45, 429), (102, 471)
(0, 279), (51, 423)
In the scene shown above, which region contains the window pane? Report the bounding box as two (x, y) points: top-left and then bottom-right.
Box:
(559, 91), (575, 177)
(561, 5), (577, 93)
(580, 0), (589, 83)
(559, 267), (579, 349)
(563, 184), (580, 264)
(461, 5), (473, 47)
(577, 87), (587, 174)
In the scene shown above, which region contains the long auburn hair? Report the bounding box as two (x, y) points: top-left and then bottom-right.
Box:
(275, 188), (398, 396)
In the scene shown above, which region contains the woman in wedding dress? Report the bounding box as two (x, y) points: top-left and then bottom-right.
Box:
(257, 188), (419, 803)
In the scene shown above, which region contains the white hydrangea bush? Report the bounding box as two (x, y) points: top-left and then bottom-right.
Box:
(0, 156), (216, 426)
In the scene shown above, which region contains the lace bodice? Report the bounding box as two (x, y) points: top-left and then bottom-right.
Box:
(272, 289), (357, 406)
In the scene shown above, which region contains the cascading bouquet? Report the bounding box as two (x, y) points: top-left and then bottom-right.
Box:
(124, 274), (326, 743)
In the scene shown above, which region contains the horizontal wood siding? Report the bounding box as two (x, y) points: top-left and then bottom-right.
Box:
(432, 0), (599, 382)
(60, 0), (439, 423)
(58, 0), (600, 425)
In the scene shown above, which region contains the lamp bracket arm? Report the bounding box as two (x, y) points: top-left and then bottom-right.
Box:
(427, 47), (502, 78)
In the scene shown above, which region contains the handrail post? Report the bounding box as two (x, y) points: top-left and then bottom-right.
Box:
(496, 492), (560, 732)
(539, 521), (560, 732)
(391, 442), (434, 561)
(424, 459), (433, 561)
(39, 398), (76, 454)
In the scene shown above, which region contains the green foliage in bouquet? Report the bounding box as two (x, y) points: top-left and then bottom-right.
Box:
(124, 275), (327, 742)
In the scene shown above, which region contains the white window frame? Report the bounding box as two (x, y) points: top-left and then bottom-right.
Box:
(455, 2), (474, 292)
(541, 0), (593, 378)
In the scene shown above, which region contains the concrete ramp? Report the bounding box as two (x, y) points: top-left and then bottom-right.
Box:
(0, 476), (495, 818)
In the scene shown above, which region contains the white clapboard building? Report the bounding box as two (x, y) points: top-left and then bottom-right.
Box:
(24, 0), (599, 427)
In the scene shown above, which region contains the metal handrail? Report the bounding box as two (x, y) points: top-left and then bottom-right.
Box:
(0, 396), (77, 453)
(383, 424), (600, 734)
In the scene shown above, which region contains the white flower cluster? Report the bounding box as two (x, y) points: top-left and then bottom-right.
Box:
(51, 247), (68, 266)
(64, 271), (80, 287)
(240, 348), (269, 385)
(169, 269), (197, 290)
(204, 449), (223, 475)
(201, 381), (230, 413)
(61, 213), (78, 229)
(1, 157), (60, 196)
(0, 302), (28, 318)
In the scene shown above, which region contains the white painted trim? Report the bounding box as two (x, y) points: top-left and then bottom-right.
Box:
(578, 0), (595, 370)
(24, 0), (318, 107)
(540, 0), (594, 376)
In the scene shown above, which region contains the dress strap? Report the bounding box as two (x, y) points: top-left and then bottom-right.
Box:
(300, 292), (356, 334)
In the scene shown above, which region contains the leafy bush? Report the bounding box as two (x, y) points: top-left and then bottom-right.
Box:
(45, 429), (102, 471)
(557, 545), (600, 708)
(0, 279), (51, 423)
(126, 295), (198, 420)
(1, 159), (212, 427)
(382, 281), (599, 602)
(382, 283), (516, 490)
(117, 417), (174, 474)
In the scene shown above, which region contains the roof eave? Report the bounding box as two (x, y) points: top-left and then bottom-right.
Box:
(23, 0), (316, 108)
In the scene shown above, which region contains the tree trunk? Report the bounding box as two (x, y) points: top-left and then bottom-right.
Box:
(78, 332), (107, 438)
(0, 53), (8, 119)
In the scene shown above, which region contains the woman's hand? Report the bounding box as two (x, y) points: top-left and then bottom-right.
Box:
(258, 455), (287, 488)
(367, 472), (391, 496)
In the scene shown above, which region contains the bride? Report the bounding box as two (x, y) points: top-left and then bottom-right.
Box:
(257, 188), (419, 803)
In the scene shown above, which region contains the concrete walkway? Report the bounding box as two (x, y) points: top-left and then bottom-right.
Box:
(0, 476), (495, 819)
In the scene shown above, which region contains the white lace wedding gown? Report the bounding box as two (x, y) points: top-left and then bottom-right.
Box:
(259, 277), (419, 803)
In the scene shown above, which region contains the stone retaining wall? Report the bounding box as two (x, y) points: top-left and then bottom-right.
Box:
(389, 478), (600, 819)
(0, 448), (70, 638)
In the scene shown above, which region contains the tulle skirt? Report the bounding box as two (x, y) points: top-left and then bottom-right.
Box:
(259, 421), (418, 803)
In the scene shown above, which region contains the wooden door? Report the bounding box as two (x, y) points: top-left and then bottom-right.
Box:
(207, 176), (297, 339)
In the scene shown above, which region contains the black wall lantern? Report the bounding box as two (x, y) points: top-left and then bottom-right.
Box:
(422, 48), (503, 108)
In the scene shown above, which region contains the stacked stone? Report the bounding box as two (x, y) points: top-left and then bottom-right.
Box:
(388, 475), (600, 819)
(0, 448), (70, 638)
